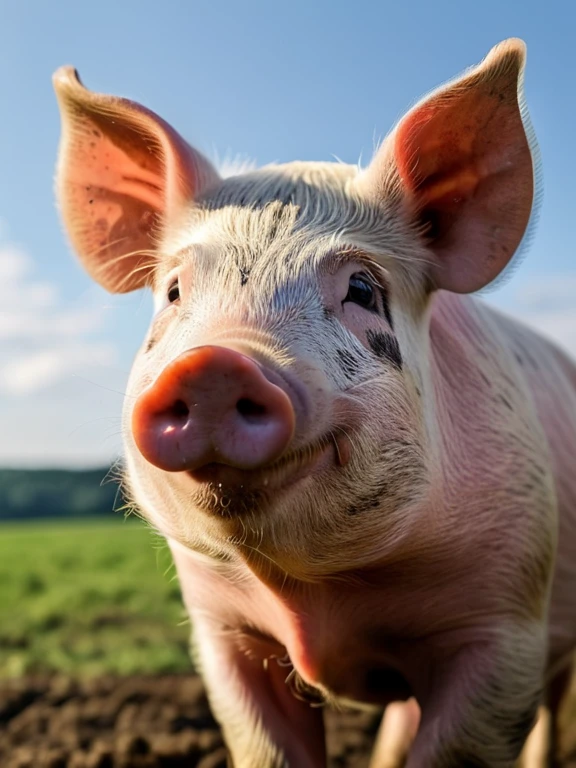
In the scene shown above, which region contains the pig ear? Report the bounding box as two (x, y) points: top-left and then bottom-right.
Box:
(363, 39), (535, 293)
(53, 67), (220, 293)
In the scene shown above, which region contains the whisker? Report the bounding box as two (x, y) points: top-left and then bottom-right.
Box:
(88, 243), (159, 290)
(66, 416), (121, 438)
(237, 540), (285, 574)
(89, 238), (158, 262)
(70, 374), (135, 399)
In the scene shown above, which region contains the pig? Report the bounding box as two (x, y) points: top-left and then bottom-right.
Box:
(53, 38), (576, 767)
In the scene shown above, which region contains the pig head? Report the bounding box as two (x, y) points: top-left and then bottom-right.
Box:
(54, 39), (576, 767)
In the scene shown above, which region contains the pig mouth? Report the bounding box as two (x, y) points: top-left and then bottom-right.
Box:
(182, 429), (350, 513)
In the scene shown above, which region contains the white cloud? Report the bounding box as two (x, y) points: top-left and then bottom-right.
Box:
(515, 275), (576, 313)
(494, 272), (576, 358)
(0, 307), (104, 340)
(515, 307), (576, 358)
(0, 242), (30, 283)
(0, 238), (118, 396)
(1, 343), (118, 396)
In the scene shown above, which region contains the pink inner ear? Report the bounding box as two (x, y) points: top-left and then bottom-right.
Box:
(60, 113), (166, 291)
(68, 122), (165, 239)
(396, 96), (500, 213)
(80, 134), (164, 211)
(54, 66), (222, 293)
(389, 57), (534, 294)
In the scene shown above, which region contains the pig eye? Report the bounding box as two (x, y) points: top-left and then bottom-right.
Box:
(344, 273), (376, 311)
(167, 279), (180, 304)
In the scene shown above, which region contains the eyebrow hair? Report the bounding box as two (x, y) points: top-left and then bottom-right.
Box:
(163, 250), (188, 273)
(151, 247), (191, 290)
(321, 246), (391, 279)
(320, 247), (363, 273)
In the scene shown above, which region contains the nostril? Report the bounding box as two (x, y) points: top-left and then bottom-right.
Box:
(236, 398), (267, 422)
(169, 399), (190, 421)
(133, 347), (297, 472)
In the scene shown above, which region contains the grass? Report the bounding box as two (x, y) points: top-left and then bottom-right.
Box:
(0, 518), (192, 678)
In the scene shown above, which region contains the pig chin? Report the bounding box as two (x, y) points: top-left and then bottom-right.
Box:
(184, 481), (268, 518)
(175, 431), (344, 519)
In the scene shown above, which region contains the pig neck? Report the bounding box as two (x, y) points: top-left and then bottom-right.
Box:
(426, 290), (519, 475)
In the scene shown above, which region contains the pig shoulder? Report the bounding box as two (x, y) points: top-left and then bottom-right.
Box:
(476, 298), (576, 665)
(431, 292), (576, 661)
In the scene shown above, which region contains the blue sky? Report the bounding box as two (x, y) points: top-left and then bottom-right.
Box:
(1, 0), (575, 467)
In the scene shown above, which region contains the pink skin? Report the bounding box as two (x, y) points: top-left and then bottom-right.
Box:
(131, 346), (295, 474)
(53, 39), (576, 767)
(168, 293), (569, 767)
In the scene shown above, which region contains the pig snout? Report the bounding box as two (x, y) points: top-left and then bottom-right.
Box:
(131, 346), (296, 473)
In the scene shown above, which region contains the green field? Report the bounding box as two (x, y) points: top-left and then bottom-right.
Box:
(0, 518), (192, 678)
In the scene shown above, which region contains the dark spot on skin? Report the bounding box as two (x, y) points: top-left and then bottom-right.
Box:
(266, 208), (283, 243)
(499, 394), (514, 411)
(346, 472), (403, 516)
(347, 489), (384, 516)
(145, 334), (158, 353)
(92, 129), (101, 137)
(366, 330), (402, 370)
(239, 266), (250, 286)
(232, 250), (250, 287)
(346, 441), (424, 516)
(322, 306), (334, 320)
(478, 371), (490, 386)
(89, 199), (94, 205)
(336, 349), (361, 380)
(514, 352), (524, 366)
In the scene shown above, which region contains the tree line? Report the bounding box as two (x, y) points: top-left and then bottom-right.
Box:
(0, 468), (122, 520)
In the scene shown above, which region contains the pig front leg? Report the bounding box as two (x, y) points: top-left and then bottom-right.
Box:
(517, 659), (575, 767)
(405, 624), (547, 768)
(369, 699), (420, 768)
(192, 616), (326, 768)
